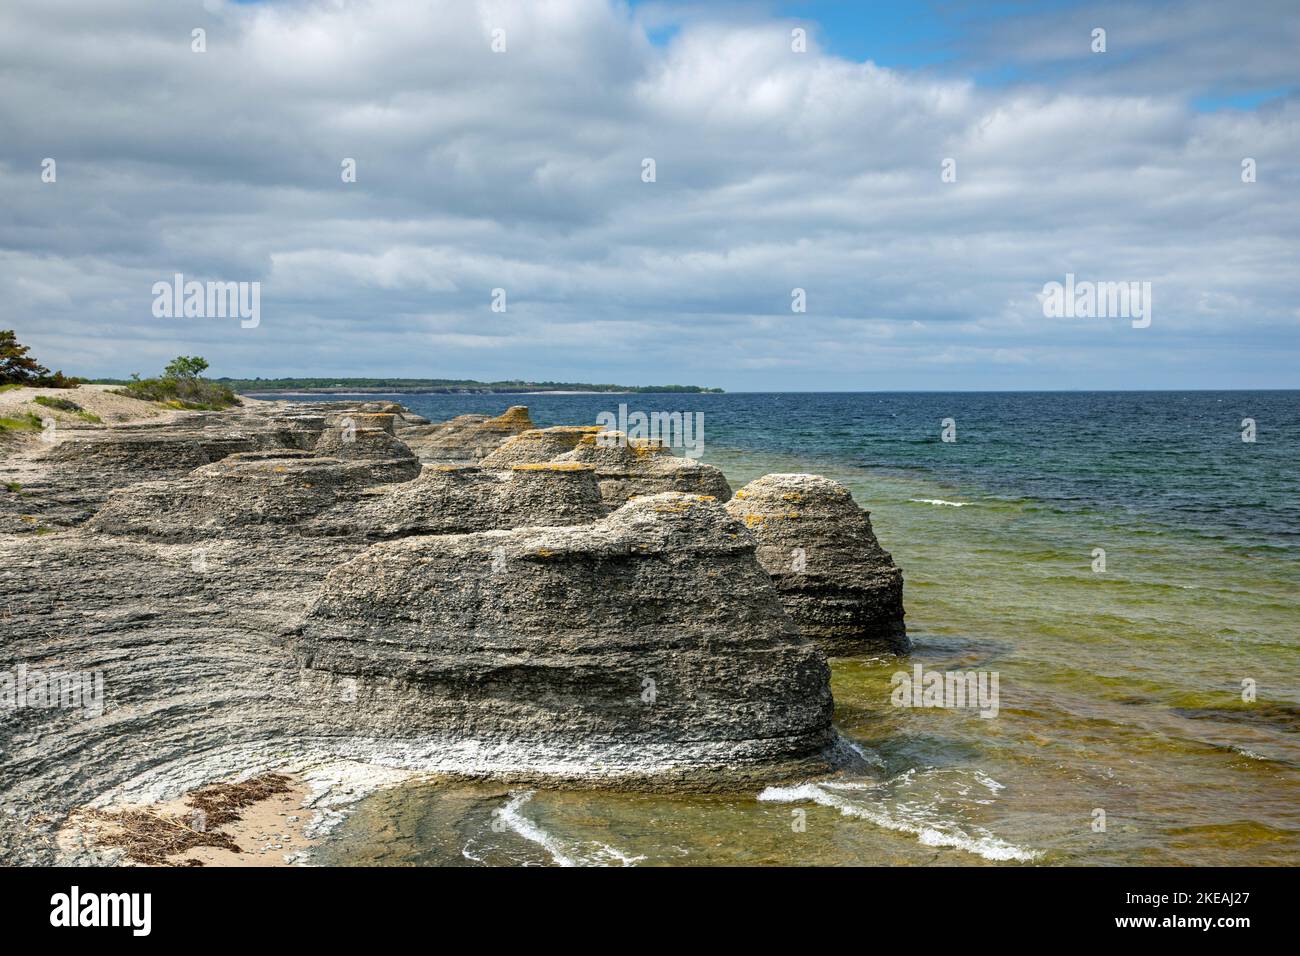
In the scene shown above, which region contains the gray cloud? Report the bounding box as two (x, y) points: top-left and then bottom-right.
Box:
(0, 0), (1297, 389)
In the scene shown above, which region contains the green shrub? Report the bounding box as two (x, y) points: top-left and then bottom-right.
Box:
(112, 356), (240, 411)
(33, 395), (81, 412)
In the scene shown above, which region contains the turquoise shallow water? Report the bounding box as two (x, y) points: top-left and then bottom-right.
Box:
(298, 392), (1299, 866)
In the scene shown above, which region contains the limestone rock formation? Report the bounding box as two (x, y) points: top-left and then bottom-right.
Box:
(87, 452), (397, 540)
(478, 426), (604, 468)
(724, 473), (907, 655)
(354, 401), (405, 415)
(0, 398), (863, 865)
(306, 461), (607, 539)
(291, 492), (835, 776)
(260, 414), (328, 449)
(0, 428), (256, 533)
(552, 431), (732, 505)
(336, 411), (398, 435)
(341, 401), (429, 425)
(312, 421), (422, 483)
(401, 405), (534, 462)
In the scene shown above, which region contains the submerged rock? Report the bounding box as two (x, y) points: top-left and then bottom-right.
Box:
(478, 426), (604, 468)
(306, 461), (606, 538)
(552, 431), (732, 505)
(725, 474), (907, 655)
(291, 492), (835, 779)
(402, 405), (534, 462)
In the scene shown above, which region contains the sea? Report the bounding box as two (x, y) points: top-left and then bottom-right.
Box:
(284, 391), (1299, 866)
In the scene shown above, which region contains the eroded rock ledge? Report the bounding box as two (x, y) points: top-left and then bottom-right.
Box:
(0, 398), (905, 864)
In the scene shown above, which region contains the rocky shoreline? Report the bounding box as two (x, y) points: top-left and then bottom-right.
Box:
(0, 397), (907, 864)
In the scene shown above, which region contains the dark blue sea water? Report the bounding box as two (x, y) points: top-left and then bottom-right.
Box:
(289, 390), (1300, 552)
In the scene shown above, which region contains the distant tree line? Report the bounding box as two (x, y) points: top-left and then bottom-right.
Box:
(99, 377), (727, 394)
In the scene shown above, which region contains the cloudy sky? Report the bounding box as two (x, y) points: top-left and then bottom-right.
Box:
(2, 0), (1297, 390)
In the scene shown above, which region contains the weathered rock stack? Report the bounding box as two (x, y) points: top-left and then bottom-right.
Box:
(291, 492), (835, 781)
(88, 452), (396, 540)
(306, 461), (607, 538)
(402, 405), (534, 462)
(552, 430), (732, 505)
(312, 420), (422, 483)
(725, 473), (907, 655)
(346, 412), (398, 435)
(478, 426), (605, 468)
(262, 414), (328, 449)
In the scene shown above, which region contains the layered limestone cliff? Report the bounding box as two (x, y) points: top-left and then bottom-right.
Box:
(0, 409), (325, 533)
(0, 400), (903, 865)
(306, 462), (607, 538)
(88, 452), (396, 540)
(291, 492), (834, 774)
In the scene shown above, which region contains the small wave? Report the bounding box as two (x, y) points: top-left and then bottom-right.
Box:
(497, 791), (644, 867)
(758, 775), (1039, 863)
(909, 498), (969, 507)
(842, 738), (886, 769)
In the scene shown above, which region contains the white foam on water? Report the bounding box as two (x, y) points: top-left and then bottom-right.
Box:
(843, 738), (886, 769)
(497, 791), (644, 867)
(461, 839), (488, 864)
(758, 771), (1040, 863)
(909, 498), (968, 507)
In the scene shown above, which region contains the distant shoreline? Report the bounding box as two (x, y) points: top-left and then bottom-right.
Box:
(238, 388), (691, 397)
(229, 382), (721, 396)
